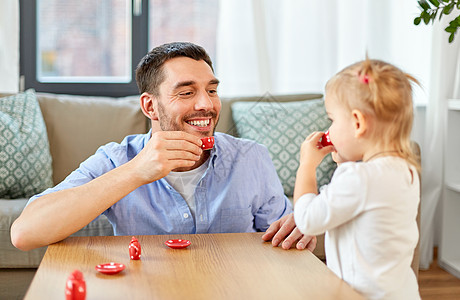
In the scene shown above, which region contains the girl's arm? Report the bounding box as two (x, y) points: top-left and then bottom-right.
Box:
(294, 163), (366, 236)
(293, 132), (333, 204)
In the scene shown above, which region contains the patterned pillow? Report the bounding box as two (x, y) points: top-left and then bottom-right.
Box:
(231, 99), (336, 196)
(0, 89), (53, 199)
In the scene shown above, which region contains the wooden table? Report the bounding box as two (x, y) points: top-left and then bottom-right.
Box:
(25, 233), (363, 299)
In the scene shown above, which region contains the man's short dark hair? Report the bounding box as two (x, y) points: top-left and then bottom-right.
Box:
(135, 42), (214, 95)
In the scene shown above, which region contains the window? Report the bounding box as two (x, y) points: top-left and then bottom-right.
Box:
(148, 0), (218, 61)
(36, 0), (132, 84)
(20, 0), (218, 96)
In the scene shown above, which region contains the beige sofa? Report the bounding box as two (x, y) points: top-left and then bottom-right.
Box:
(0, 91), (419, 299)
(0, 91), (150, 299)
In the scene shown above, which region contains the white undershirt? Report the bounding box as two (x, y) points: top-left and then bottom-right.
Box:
(165, 159), (209, 221)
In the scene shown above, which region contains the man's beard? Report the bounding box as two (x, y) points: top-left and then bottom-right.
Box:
(156, 100), (219, 135)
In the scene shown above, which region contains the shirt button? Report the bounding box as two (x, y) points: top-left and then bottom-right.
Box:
(183, 213), (189, 219)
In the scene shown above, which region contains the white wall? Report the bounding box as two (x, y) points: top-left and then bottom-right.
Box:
(0, 1), (19, 93)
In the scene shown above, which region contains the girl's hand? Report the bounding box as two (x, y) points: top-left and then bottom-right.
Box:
(294, 132), (334, 201)
(299, 132), (334, 169)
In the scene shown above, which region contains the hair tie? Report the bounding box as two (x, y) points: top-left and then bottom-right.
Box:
(359, 73), (370, 84)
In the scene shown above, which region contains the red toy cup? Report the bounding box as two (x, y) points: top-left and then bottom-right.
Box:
(65, 270), (86, 300)
(129, 236), (141, 260)
(320, 131), (333, 147)
(200, 136), (215, 150)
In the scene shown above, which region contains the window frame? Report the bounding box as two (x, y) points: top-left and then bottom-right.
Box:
(20, 0), (148, 97)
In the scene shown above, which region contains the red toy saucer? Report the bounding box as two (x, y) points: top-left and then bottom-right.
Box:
(164, 239), (191, 249)
(95, 262), (126, 275)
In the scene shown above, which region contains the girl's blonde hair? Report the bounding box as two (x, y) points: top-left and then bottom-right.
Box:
(325, 58), (420, 171)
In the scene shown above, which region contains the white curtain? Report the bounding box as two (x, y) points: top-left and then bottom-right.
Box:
(0, 0), (20, 93)
(420, 19), (460, 269)
(216, 0), (456, 269)
(216, 0), (431, 101)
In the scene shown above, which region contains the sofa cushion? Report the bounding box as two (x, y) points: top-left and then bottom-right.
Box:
(0, 89), (53, 198)
(217, 93), (324, 136)
(0, 198), (114, 268)
(36, 93), (149, 184)
(0, 198), (47, 267)
(231, 99), (336, 196)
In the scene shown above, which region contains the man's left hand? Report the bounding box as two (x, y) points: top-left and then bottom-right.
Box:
(261, 213), (317, 251)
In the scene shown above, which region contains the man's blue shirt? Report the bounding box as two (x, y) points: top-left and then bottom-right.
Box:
(29, 131), (292, 235)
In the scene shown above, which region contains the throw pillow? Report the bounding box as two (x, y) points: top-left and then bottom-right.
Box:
(231, 98), (336, 196)
(0, 89), (53, 199)
(36, 92), (147, 184)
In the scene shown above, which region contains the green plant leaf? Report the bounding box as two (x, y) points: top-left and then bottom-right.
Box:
(415, 0), (460, 43)
(443, 2), (455, 14)
(418, 0), (431, 10)
(423, 11), (432, 24)
(454, 15), (460, 25)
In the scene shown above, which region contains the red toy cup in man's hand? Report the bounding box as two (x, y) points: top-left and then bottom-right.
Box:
(320, 131), (333, 147)
(200, 136), (215, 150)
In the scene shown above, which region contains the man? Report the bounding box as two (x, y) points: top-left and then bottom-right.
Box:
(11, 42), (315, 252)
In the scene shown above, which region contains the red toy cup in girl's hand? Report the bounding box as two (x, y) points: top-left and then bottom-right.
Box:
(320, 131), (333, 147)
(200, 136), (215, 150)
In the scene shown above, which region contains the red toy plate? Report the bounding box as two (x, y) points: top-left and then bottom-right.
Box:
(164, 239), (191, 249)
(95, 262), (126, 275)
(200, 136), (215, 150)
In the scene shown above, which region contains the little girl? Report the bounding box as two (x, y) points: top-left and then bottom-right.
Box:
(293, 58), (420, 299)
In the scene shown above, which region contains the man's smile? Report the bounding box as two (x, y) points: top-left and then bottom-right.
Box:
(186, 119), (210, 127)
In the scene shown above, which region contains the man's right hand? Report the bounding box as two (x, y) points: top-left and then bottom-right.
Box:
(129, 131), (203, 184)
